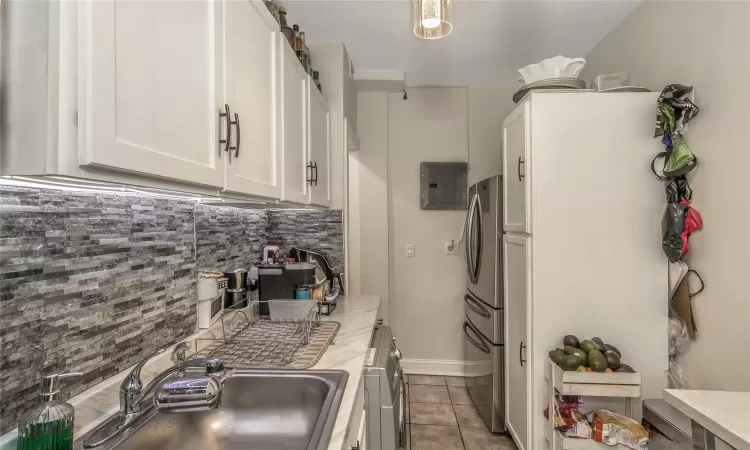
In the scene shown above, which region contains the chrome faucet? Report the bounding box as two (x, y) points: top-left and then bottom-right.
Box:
(82, 342), (232, 448)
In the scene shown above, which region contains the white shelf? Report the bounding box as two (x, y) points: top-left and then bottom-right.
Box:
(545, 357), (641, 397)
(546, 430), (611, 450)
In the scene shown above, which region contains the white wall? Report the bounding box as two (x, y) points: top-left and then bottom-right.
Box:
(581, 0), (750, 392)
(349, 91), (390, 320)
(387, 87), (469, 363)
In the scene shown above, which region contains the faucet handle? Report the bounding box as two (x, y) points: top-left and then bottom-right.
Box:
(171, 342), (190, 365)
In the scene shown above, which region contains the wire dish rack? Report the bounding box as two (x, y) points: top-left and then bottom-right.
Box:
(194, 300), (340, 369)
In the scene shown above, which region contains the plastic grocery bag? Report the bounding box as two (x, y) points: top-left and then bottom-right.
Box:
(661, 199), (703, 262)
(590, 410), (649, 450)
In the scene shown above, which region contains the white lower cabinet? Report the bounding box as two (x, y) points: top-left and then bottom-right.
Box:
(504, 234), (531, 450)
(221, 0), (281, 199)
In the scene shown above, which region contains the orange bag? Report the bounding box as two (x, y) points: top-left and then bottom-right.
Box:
(591, 410), (648, 450)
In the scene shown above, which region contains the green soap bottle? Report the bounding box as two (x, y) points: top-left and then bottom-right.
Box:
(17, 372), (82, 450)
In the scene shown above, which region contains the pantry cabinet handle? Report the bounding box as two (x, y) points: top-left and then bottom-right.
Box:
(233, 113), (240, 158)
(517, 157), (525, 181)
(219, 104), (232, 154)
(520, 341), (526, 366)
(313, 162), (318, 186)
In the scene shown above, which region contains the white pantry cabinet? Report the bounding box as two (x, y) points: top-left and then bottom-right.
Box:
(502, 100), (531, 233)
(279, 35), (310, 204)
(501, 92), (668, 450)
(503, 234), (531, 450)
(308, 81), (331, 207)
(79, 0), (224, 187)
(221, 0), (281, 199)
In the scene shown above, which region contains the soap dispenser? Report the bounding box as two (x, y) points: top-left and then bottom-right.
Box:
(17, 372), (82, 450)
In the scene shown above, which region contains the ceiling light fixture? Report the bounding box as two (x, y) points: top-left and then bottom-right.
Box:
(413, 0), (452, 40)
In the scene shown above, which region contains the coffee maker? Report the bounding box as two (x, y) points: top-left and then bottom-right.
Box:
(257, 263), (316, 316)
(288, 247), (344, 314)
(223, 268), (248, 309)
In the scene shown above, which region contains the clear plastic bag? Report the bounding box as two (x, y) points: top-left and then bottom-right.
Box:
(668, 313), (691, 358)
(667, 359), (691, 389)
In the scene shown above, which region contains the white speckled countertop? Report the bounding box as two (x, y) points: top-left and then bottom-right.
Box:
(664, 389), (750, 450)
(0, 295), (381, 450)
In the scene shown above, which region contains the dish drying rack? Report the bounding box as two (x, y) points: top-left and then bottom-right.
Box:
(194, 300), (338, 369)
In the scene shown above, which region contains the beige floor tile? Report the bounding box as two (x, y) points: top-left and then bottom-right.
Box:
(410, 424), (464, 450)
(409, 375), (447, 386)
(460, 427), (517, 450)
(445, 376), (466, 387)
(452, 404), (484, 428)
(410, 385), (451, 404)
(410, 402), (458, 426)
(448, 386), (472, 405)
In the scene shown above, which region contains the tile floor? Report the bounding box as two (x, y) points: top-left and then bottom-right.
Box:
(405, 374), (518, 450)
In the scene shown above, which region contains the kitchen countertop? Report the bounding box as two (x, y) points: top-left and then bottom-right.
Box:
(664, 389), (750, 450)
(0, 295), (381, 450)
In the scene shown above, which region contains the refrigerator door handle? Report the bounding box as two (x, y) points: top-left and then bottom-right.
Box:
(463, 321), (490, 354)
(472, 191), (483, 282)
(464, 293), (491, 319)
(465, 193), (479, 283)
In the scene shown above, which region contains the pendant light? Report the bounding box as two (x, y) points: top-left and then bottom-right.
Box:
(413, 0), (453, 39)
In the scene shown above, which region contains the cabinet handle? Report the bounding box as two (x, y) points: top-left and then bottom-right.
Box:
(233, 113), (240, 158)
(520, 341), (526, 366)
(517, 157), (525, 181)
(307, 161), (314, 185)
(219, 104), (232, 153)
(313, 162), (319, 186)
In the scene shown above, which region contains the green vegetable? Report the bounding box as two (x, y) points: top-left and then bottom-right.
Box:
(592, 337), (607, 352)
(564, 346), (588, 365)
(559, 354), (583, 371)
(604, 351), (621, 369)
(549, 348), (567, 364)
(563, 335), (580, 348)
(605, 344), (622, 357)
(588, 349), (608, 372)
(580, 340), (599, 354)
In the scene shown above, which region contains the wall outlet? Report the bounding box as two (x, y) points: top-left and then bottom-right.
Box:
(405, 244), (415, 257)
(445, 240), (459, 255)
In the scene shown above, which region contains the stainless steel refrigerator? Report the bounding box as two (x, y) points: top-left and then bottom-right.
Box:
(463, 175), (505, 433)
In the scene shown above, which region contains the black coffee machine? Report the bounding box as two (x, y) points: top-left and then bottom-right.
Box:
(257, 263), (316, 316)
(288, 247), (344, 314)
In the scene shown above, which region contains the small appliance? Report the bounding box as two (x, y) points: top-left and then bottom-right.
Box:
(223, 268), (248, 309)
(257, 263), (316, 316)
(289, 247), (344, 314)
(197, 268), (227, 329)
(363, 323), (405, 450)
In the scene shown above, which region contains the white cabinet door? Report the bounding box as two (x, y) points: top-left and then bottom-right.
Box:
(222, 0), (280, 198)
(504, 234), (531, 450)
(308, 81), (331, 207)
(81, 0), (223, 188)
(279, 36), (309, 204)
(502, 101), (532, 233)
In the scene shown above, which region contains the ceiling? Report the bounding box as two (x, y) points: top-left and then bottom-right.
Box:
(278, 0), (641, 86)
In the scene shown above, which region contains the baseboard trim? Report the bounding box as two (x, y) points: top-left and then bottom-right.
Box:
(400, 359), (491, 377)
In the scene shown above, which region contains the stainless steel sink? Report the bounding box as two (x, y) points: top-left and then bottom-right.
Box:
(75, 369), (348, 450)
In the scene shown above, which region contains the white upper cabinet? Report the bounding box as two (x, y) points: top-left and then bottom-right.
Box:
(279, 36), (309, 204)
(79, 0), (224, 188)
(502, 100), (532, 233)
(308, 81), (331, 207)
(221, 0), (281, 199)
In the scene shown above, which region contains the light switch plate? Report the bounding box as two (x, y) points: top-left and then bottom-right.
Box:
(405, 244), (415, 257)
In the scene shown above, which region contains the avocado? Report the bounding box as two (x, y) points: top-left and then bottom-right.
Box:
(604, 350), (621, 369)
(592, 337), (607, 352)
(564, 346), (588, 365)
(615, 363), (635, 373)
(588, 349), (608, 372)
(580, 340), (599, 354)
(605, 344), (622, 357)
(558, 354), (583, 371)
(549, 348), (567, 364)
(563, 335), (580, 348)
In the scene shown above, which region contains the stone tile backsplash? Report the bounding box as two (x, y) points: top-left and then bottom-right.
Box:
(0, 186), (343, 434)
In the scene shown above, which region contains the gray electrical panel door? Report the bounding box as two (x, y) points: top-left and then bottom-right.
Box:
(420, 162), (468, 210)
